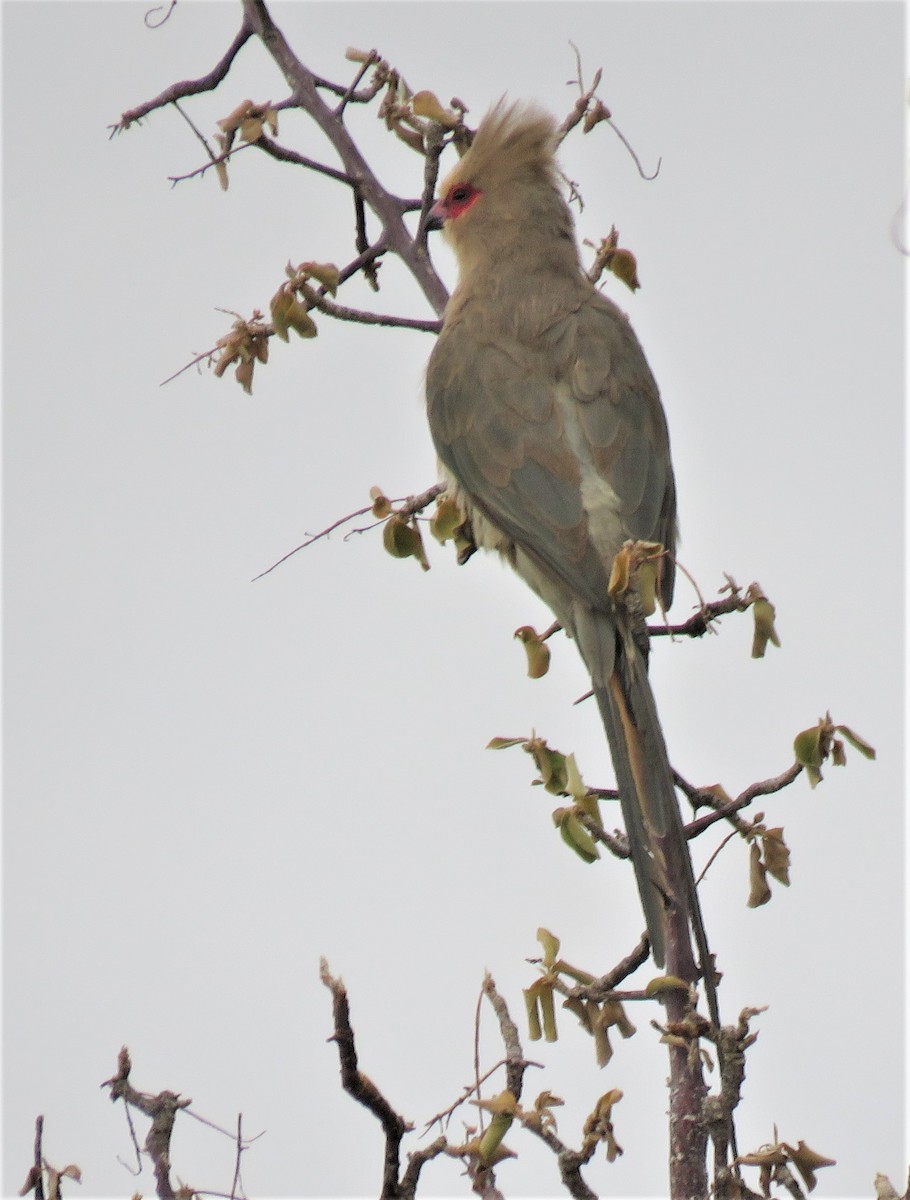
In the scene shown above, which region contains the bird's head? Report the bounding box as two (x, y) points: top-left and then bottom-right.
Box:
(429, 102), (575, 277)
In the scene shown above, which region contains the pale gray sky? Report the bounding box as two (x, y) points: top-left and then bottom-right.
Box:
(3, 2), (906, 1197)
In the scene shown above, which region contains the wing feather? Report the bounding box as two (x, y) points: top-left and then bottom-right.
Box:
(426, 290), (676, 612)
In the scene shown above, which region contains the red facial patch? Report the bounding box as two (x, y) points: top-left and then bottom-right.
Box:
(443, 182), (481, 219)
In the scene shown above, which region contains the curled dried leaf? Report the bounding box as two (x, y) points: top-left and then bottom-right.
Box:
(523, 987), (543, 1042)
(429, 494), (464, 543)
(234, 357), (254, 395)
(369, 486), (392, 519)
(536, 927), (560, 966)
(18, 1166), (42, 1196)
(240, 115), (263, 142)
(751, 595), (781, 658)
(607, 246), (641, 292)
(783, 1140), (836, 1191)
(761, 827), (791, 886)
(486, 735), (527, 751)
(217, 98), (254, 134)
(793, 723), (825, 788)
(644, 975), (689, 997)
(747, 840), (772, 908)
(539, 982), (557, 1042)
(411, 89), (460, 128)
(381, 515), (429, 570)
(588, 1001), (613, 1068)
(836, 724), (876, 760)
(582, 98), (612, 131)
(526, 737), (569, 794)
(514, 626), (551, 678)
(556, 810), (600, 863)
(301, 260), (341, 295)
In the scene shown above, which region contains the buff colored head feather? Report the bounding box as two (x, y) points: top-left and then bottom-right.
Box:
(432, 102), (576, 275)
(453, 103), (559, 190)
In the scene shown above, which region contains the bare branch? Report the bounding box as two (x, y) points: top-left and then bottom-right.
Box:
(252, 505), (373, 580)
(333, 50), (380, 116)
(399, 1137), (460, 1200)
(482, 975), (525, 1102)
(684, 763), (803, 839)
(101, 1047), (191, 1200)
(647, 591), (757, 638)
(33, 1115), (45, 1200)
(230, 1114), (243, 1200)
(319, 960), (411, 1199)
(518, 1108), (599, 1200)
(251, 133), (355, 184)
(114, 18), (253, 132)
(303, 288), (441, 332)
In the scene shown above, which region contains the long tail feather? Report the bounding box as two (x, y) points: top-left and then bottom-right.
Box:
(584, 619), (716, 1023)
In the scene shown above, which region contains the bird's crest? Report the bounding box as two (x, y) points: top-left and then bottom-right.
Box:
(455, 101), (560, 191)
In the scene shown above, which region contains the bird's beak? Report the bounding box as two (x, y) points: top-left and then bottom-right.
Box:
(425, 199), (446, 232)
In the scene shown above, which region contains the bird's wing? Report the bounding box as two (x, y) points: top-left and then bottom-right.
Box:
(426, 292), (676, 610)
(571, 293), (677, 587)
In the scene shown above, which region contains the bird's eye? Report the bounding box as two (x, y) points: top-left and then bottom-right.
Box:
(451, 185), (470, 202)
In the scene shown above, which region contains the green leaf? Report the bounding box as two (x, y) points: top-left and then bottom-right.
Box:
(751, 596), (781, 658)
(486, 736), (526, 751)
(557, 811), (600, 863)
(835, 724), (876, 760)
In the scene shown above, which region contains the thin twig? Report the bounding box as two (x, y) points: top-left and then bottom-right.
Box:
(230, 1114), (243, 1200)
(145, 1), (176, 28)
(252, 506), (373, 580)
(695, 825), (744, 886)
(115, 1098), (143, 1175)
(423, 1058), (542, 1135)
(336, 240), (387, 288)
(183, 1105), (265, 1145)
(606, 118), (662, 180)
(334, 51), (379, 117)
(685, 763), (803, 839)
(168, 140), (255, 186)
(303, 289), (441, 331)
(173, 99), (219, 161)
(253, 134), (355, 184)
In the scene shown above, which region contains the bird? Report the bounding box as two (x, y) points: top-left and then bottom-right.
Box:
(425, 102), (698, 972)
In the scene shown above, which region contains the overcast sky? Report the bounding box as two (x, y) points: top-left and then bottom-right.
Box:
(3, 2), (907, 1198)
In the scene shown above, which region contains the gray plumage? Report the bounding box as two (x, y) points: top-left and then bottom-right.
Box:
(426, 103), (690, 967)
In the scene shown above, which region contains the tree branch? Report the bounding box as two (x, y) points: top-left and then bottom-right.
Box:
(239, 0), (449, 316)
(101, 1047), (191, 1200)
(683, 763), (803, 839)
(319, 959), (411, 1200)
(115, 17), (254, 132)
(482, 974), (525, 1102)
